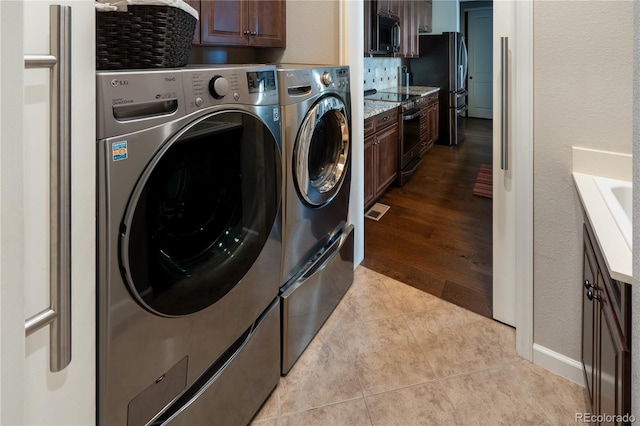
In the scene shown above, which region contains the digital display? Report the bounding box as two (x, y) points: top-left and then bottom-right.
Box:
(247, 71), (276, 94)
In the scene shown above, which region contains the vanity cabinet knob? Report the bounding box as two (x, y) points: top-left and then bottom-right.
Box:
(586, 289), (600, 301)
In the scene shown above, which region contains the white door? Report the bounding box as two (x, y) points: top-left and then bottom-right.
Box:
(467, 8), (493, 119)
(492, 0), (533, 344)
(0, 1), (96, 423)
(492, 1), (516, 327)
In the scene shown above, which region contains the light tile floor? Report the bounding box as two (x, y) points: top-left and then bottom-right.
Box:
(251, 266), (587, 425)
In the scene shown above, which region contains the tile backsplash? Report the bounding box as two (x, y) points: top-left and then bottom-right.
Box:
(363, 57), (403, 92)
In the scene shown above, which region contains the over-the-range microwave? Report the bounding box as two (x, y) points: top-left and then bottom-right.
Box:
(375, 14), (400, 53)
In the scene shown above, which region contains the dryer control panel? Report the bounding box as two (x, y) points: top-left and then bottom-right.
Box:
(277, 65), (351, 106)
(182, 65), (279, 114)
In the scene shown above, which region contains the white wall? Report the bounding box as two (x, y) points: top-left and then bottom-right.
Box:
(260, 0), (341, 65)
(533, 1), (633, 363)
(633, 0), (639, 418)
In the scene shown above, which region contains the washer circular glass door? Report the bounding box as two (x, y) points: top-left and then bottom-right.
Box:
(121, 111), (281, 317)
(294, 95), (350, 207)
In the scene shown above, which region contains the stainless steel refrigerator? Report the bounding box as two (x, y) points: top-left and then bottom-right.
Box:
(410, 32), (468, 145)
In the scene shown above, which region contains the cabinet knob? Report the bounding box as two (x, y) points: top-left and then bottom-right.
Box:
(583, 279), (599, 291)
(244, 30), (250, 35)
(586, 289), (600, 301)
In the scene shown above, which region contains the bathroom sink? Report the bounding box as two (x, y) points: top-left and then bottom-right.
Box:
(594, 176), (632, 249)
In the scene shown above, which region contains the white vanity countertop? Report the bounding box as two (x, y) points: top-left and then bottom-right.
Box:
(572, 147), (632, 283)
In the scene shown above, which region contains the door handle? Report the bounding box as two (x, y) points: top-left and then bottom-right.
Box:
(500, 36), (509, 171)
(23, 4), (72, 373)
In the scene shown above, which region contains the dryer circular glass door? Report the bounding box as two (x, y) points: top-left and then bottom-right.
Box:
(120, 111), (281, 317)
(294, 95), (350, 207)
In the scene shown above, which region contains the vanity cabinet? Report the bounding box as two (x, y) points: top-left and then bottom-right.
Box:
(364, 108), (399, 209)
(581, 218), (632, 423)
(189, 0), (286, 48)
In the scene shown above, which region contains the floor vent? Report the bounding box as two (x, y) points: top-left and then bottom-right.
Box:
(365, 203), (390, 221)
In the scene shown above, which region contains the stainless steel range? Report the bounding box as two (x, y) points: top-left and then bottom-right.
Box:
(364, 89), (428, 185)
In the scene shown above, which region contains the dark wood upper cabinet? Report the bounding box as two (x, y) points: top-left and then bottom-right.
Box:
(366, 0), (424, 58)
(194, 0), (286, 48)
(246, 0), (285, 47)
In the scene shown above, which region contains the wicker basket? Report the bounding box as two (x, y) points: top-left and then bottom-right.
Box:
(96, 5), (196, 70)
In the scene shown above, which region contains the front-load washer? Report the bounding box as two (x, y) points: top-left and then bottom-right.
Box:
(277, 65), (354, 374)
(96, 65), (282, 426)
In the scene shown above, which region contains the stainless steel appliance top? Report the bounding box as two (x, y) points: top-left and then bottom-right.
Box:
(364, 89), (424, 112)
(96, 64), (279, 139)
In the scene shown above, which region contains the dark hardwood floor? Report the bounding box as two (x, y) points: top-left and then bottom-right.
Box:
(362, 118), (493, 318)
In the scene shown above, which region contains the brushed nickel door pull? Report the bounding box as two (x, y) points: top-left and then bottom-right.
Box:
(23, 4), (72, 373)
(500, 36), (509, 170)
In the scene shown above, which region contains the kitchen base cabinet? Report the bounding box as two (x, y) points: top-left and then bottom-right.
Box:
(364, 108), (399, 209)
(419, 91), (439, 155)
(581, 219), (632, 424)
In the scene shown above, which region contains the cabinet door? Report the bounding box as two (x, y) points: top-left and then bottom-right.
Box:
(364, 133), (376, 208)
(398, 0), (418, 57)
(581, 244), (597, 409)
(247, 0), (285, 47)
(364, 0), (373, 55)
(598, 290), (629, 423)
(186, 0), (201, 44)
(201, 0), (247, 46)
(377, 0), (391, 16)
(419, 0), (432, 33)
(375, 124), (399, 194)
(427, 102), (439, 144)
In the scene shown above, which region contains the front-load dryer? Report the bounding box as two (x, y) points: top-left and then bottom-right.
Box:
(96, 65), (282, 426)
(277, 65), (354, 374)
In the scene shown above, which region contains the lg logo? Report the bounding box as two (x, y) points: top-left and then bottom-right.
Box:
(110, 79), (129, 87)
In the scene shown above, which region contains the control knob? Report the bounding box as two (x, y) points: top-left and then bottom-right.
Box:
(321, 71), (332, 87)
(208, 75), (229, 99)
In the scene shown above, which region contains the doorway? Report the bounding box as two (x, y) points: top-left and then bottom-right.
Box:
(362, 117), (493, 318)
(466, 8), (493, 119)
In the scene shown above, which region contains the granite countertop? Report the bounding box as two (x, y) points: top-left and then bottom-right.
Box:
(363, 100), (401, 120)
(379, 85), (440, 97)
(572, 147), (632, 283)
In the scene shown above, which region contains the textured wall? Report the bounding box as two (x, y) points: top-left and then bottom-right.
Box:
(533, 1), (633, 361)
(633, 0), (639, 418)
(259, 0), (341, 65)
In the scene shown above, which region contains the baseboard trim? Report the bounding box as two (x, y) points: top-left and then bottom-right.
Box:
(532, 344), (585, 387)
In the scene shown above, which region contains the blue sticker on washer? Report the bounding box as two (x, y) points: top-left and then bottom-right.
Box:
(112, 141), (128, 161)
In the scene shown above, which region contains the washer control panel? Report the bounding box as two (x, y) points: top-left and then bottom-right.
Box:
(183, 65), (278, 113)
